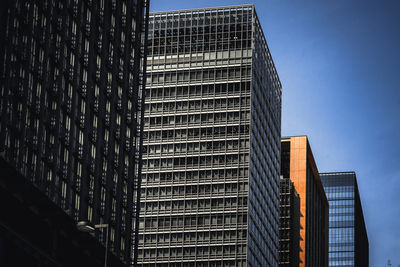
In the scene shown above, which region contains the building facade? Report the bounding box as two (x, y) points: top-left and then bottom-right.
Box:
(320, 172), (369, 267)
(279, 177), (300, 267)
(0, 157), (128, 267)
(138, 5), (282, 267)
(281, 136), (329, 267)
(0, 0), (149, 265)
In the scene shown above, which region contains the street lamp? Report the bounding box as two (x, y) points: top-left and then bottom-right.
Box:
(77, 221), (109, 267)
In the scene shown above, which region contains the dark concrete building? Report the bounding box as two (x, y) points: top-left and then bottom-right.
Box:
(320, 172), (369, 267)
(279, 177), (300, 267)
(0, 0), (149, 265)
(281, 136), (329, 267)
(0, 157), (127, 267)
(139, 5), (282, 267)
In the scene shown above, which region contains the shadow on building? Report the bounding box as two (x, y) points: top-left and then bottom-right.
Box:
(0, 157), (126, 267)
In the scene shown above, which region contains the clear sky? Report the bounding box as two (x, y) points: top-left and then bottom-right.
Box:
(150, 0), (400, 265)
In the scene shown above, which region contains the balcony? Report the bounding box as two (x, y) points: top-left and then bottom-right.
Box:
(104, 113), (110, 126)
(103, 145), (109, 156)
(95, 70), (101, 81)
(81, 83), (87, 98)
(91, 129), (97, 142)
(71, 36), (76, 49)
(64, 132), (70, 146)
(83, 53), (89, 66)
(97, 40), (102, 51)
(93, 98), (99, 113)
(116, 99), (122, 111)
(85, 23), (91, 36)
(79, 114), (85, 129)
(77, 144), (84, 160)
(115, 129), (121, 140)
(106, 85), (112, 97)
(114, 155), (119, 168)
(109, 28), (115, 40)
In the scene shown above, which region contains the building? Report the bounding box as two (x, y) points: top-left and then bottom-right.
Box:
(320, 172), (369, 267)
(279, 177), (300, 267)
(139, 5), (282, 267)
(0, 0), (149, 265)
(281, 136), (329, 267)
(0, 157), (128, 267)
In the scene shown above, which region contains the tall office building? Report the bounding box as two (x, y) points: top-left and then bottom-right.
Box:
(281, 136), (329, 267)
(0, 158), (127, 267)
(320, 172), (369, 267)
(279, 177), (300, 267)
(139, 5), (282, 267)
(0, 0), (149, 265)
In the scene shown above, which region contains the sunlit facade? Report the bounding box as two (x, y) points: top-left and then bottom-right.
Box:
(138, 5), (282, 267)
(281, 136), (329, 267)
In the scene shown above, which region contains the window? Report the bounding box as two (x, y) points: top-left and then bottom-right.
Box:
(61, 181), (67, 198)
(77, 162), (82, 177)
(78, 130), (84, 144)
(86, 9), (91, 23)
(88, 205), (93, 221)
(93, 115), (98, 128)
(91, 145), (96, 158)
(65, 116), (71, 130)
(75, 194), (80, 210)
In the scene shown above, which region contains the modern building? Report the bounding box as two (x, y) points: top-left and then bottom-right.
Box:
(139, 5), (282, 267)
(279, 177), (300, 267)
(0, 157), (127, 267)
(0, 0), (149, 265)
(320, 172), (369, 267)
(281, 136), (329, 267)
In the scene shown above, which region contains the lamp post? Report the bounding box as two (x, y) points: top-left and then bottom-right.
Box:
(77, 221), (109, 267)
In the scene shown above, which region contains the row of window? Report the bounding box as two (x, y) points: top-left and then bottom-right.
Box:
(142, 168), (249, 185)
(150, 9), (252, 29)
(140, 213), (248, 231)
(280, 194), (295, 207)
(144, 111), (250, 129)
(143, 153), (249, 170)
(139, 244), (247, 261)
(140, 229), (247, 245)
(142, 182), (248, 197)
(150, 29), (252, 45)
(142, 202), (248, 219)
(148, 41), (252, 55)
(145, 97), (251, 113)
(148, 50), (252, 71)
(147, 66), (251, 85)
(143, 139), (250, 156)
(141, 196), (249, 214)
(149, 58), (252, 72)
(144, 125), (250, 143)
(145, 82), (250, 99)
(139, 260), (247, 267)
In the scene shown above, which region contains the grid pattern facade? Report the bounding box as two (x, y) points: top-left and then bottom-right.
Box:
(279, 178), (300, 267)
(320, 172), (369, 267)
(0, 0), (149, 265)
(138, 5), (282, 267)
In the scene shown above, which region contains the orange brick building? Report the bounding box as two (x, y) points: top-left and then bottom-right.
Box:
(281, 136), (329, 267)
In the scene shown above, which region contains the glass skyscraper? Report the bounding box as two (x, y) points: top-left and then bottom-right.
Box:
(0, 0), (149, 265)
(320, 172), (369, 267)
(138, 5), (282, 267)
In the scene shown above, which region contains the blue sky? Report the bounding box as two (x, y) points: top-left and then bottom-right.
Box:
(150, 0), (400, 265)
